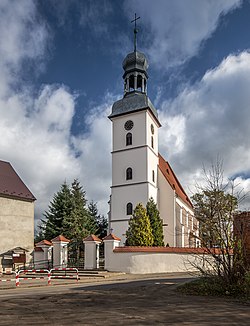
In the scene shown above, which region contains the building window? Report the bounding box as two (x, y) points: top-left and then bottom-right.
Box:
(151, 136), (154, 148)
(152, 170), (155, 182)
(180, 208), (183, 224)
(126, 167), (132, 180)
(126, 132), (132, 146)
(127, 202), (133, 215)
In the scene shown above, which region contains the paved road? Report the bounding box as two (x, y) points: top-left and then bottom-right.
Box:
(0, 273), (249, 325)
(0, 272), (192, 298)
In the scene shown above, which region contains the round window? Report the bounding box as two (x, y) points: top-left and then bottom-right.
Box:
(124, 120), (134, 131)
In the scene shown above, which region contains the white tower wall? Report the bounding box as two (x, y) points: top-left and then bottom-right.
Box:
(110, 109), (159, 243)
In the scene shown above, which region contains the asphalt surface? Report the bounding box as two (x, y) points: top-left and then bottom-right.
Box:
(0, 273), (249, 325)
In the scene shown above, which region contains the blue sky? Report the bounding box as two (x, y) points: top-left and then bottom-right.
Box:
(1, 0), (250, 225)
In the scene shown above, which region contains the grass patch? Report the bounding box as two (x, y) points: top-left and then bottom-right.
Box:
(178, 273), (250, 300)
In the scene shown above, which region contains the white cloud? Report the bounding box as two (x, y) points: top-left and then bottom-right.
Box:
(0, 0), (48, 78)
(124, 0), (241, 68)
(159, 51), (250, 208)
(72, 95), (114, 216)
(0, 0), (113, 225)
(1, 0), (249, 232)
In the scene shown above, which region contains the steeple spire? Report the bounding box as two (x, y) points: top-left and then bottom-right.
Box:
(131, 13), (140, 52)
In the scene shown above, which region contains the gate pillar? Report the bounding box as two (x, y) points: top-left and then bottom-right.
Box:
(83, 235), (102, 270)
(103, 234), (121, 271)
(51, 235), (70, 268)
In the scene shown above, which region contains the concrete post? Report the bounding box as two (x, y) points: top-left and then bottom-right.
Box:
(83, 235), (102, 270)
(51, 235), (70, 268)
(103, 234), (121, 271)
(34, 240), (53, 269)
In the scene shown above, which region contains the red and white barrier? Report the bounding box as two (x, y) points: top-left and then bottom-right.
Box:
(17, 269), (50, 286)
(48, 270), (51, 285)
(0, 275), (19, 287)
(16, 273), (19, 287)
(1, 267), (79, 287)
(50, 268), (79, 283)
(0, 279), (16, 282)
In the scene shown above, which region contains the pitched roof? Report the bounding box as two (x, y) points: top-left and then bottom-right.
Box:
(158, 153), (193, 209)
(83, 234), (102, 242)
(36, 239), (52, 247)
(103, 233), (121, 241)
(0, 160), (35, 201)
(51, 235), (70, 243)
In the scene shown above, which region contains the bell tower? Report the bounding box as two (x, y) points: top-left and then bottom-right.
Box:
(108, 15), (161, 244)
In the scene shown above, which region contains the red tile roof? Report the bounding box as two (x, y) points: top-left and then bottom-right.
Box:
(51, 235), (70, 243)
(158, 153), (193, 208)
(36, 239), (52, 246)
(103, 233), (121, 241)
(83, 234), (102, 242)
(0, 160), (35, 201)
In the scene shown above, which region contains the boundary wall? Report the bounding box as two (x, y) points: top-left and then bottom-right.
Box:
(103, 235), (218, 274)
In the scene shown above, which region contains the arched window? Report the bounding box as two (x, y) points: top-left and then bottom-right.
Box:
(137, 75), (143, 91)
(126, 167), (132, 180)
(127, 202), (133, 215)
(151, 136), (154, 148)
(129, 75), (135, 92)
(126, 132), (132, 146)
(152, 170), (155, 182)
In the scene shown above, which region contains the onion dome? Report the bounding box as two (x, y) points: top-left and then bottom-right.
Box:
(122, 51), (149, 96)
(122, 51), (149, 76)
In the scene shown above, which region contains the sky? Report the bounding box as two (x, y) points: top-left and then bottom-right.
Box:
(1, 0), (250, 227)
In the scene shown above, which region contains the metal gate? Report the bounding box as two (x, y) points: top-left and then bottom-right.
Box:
(98, 242), (105, 270)
(67, 240), (85, 269)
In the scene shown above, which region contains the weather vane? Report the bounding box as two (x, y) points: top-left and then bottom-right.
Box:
(131, 13), (140, 52)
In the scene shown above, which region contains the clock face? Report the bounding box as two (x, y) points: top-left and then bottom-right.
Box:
(124, 120), (134, 131)
(151, 124), (155, 134)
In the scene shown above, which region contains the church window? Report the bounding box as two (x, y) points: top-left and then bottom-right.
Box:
(127, 202), (133, 215)
(151, 136), (154, 148)
(152, 170), (155, 182)
(126, 132), (132, 146)
(126, 167), (132, 180)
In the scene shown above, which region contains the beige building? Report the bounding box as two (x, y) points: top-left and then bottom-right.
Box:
(0, 160), (35, 272)
(108, 48), (199, 247)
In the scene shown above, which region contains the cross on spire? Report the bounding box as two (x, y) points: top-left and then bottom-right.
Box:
(131, 13), (140, 52)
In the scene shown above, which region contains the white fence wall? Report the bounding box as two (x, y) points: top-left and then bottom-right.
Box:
(105, 250), (205, 274)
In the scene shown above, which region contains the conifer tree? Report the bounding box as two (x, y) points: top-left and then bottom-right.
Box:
(146, 197), (164, 246)
(41, 179), (100, 242)
(126, 203), (153, 246)
(43, 182), (72, 240)
(62, 179), (96, 240)
(88, 200), (107, 239)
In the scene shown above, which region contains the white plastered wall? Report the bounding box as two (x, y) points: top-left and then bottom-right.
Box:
(106, 251), (205, 274)
(110, 109), (159, 244)
(157, 169), (175, 246)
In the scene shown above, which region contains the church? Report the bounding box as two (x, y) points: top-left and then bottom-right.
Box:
(108, 22), (199, 247)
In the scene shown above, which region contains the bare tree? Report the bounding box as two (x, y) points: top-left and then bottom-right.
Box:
(191, 160), (247, 284)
